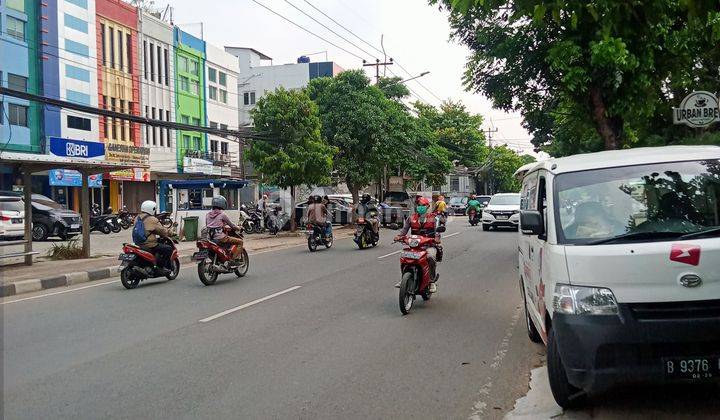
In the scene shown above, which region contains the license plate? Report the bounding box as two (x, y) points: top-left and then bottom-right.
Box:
(118, 253), (136, 261)
(664, 356), (720, 380)
(496, 215), (508, 220)
(71, 224), (80, 229)
(306, 230), (314, 235)
(11, 218), (22, 224)
(192, 251), (208, 261)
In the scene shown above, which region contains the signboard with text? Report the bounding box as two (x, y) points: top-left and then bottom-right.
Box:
(108, 168), (151, 182)
(49, 137), (105, 160)
(48, 170), (103, 188)
(105, 142), (150, 165)
(183, 157), (214, 175)
(672, 91), (720, 128)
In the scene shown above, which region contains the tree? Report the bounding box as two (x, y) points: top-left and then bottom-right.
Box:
(377, 76), (411, 101)
(484, 146), (536, 193)
(248, 88), (336, 230)
(432, 0), (720, 155)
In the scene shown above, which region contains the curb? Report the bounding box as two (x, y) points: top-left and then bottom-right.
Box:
(0, 233), (354, 299)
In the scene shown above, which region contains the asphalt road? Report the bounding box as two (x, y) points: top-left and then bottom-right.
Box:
(2, 218), (541, 419)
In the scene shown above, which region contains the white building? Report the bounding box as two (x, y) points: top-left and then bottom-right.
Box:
(138, 11), (175, 175)
(205, 43), (239, 174)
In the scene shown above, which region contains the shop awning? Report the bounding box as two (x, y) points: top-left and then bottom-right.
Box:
(159, 179), (249, 189)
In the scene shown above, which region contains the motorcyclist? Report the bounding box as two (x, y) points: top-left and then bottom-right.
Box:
(435, 195), (448, 226)
(394, 196), (443, 292)
(206, 196), (244, 265)
(137, 200), (173, 273)
(355, 193), (380, 239)
(307, 195), (329, 238)
(467, 194), (481, 221)
(322, 195), (333, 238)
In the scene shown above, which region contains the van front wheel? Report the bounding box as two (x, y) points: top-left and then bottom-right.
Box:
(547, 328), (586, 409)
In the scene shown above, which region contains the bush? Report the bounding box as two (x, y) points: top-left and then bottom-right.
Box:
(46, 238), (85, 260)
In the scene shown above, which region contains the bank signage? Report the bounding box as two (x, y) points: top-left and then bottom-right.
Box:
(49, 137), (105, 160)
(672, 91), (720, 128)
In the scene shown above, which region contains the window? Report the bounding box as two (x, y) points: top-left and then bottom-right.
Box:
(157, 45), (162, 83)
(0, 103), (3, 124)
(166, 110), (171, 146)
(8, 74), (27, 92)
(110, 98), (117, 139)
(119, 100), (126, 140)
(158, 109), (164, 146)
(190, 80), (199, 95)
(193, 136), (201, 150)
(181, 115), (190, 124)
(149, 42), (155, 81)
(243, 91), (256, 105)
(189, 60), (198, 76)
(143, 41), (148, 79)
(65, 39), (89, 57)
(208, 86), (217, 100)
(219, 71), (227, 86)
(66, 0), (88, 8)
(126, 33), (132, 74)
(101, 24), (106, 65)
(64, 13), (88, 33)
(178, 56), (188, 73)
(219, 89), (227, 104)
(109, 28), (115, 67)
(7, 0), (26, 12)
(220, 123), (228, 130)
(182, 134), (191, 148)
(164, 49), (169, 85)
(66, 64), (90, 82)
(7, 16), (26, 41)
(118, 29), (124, 70)
(192, 117), (200, 127)
(219, 188), (238, 210)
(179, 76), (189, 92)
(208, 68), (217, 82)
(151, 107), (156, 145)
(221, 142), (228, 155)
(209, 121), (218, 129)
(67, 115), (91, 131)
(450, 176), (460, 192)
(145, 106), (150, 144)
(8, 104), (28, 127)
(67, 90), (91, 106)
(210, 139), (218, 152)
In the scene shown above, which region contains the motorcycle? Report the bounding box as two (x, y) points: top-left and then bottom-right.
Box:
(118, 205), (134, 230)
(354, 216), (379, 249)
(117, 237), (180, 289)
(194, 227), (249, 285)
(306, 223), (333, 252)
(468, 208), (480, 226)
(89, 209), (116, 234)
(394, 226), (445, 315)
(238, 204), (256, 234)
(266, 206), (288, 236)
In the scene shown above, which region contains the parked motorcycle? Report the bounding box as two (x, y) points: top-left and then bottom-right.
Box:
(118, 205), (134, 230)
(157, 211), (175, 229)
(238, 204), (256, 234)
(117, 237), (180, 289)
(266, 206), (288, 235)
(468, 208), (480, 226)
(89, 210), (116, 234)
(394, 226), (445, 315)
(306, 223), (333, 252)
(194, 227), (249, 285)
(354, 216), (379, 249)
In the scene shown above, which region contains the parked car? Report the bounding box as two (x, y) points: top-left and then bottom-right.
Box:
(481, 193), (521, 231)
(448, 196), (468, 215)
(0, 195), (26, 240)
(295, 197), (353, 226)
(517, 146), (720, 409)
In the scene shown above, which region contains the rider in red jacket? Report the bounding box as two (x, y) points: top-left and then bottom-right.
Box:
(394, 196), (443, 292)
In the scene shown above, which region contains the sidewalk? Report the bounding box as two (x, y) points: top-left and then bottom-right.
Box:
(0, 227), (353, 298)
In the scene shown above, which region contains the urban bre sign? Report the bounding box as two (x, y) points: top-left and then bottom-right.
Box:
(49, 137), (105, 160)
(672, 91), (720, 128)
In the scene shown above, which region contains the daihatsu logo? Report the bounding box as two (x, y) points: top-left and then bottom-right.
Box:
(680, 274), (702, 288)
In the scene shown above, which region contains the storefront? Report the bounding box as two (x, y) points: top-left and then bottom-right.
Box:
(157, 179), (247, 229)
(105, 142), (152, 213)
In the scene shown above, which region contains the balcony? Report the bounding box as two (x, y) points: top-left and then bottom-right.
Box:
(184, 149), (237, 166)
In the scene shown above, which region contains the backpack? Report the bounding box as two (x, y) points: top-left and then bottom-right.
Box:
(132, 214), (150, 245)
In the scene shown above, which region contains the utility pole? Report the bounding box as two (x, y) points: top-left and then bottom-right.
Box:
(363, 58), (393, 85)
(483, 128), (498, 194)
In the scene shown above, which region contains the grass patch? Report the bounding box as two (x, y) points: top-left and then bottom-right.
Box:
(46, 238), (85, 260)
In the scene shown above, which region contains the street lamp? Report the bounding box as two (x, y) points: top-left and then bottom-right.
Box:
(384, 71), (430, 87)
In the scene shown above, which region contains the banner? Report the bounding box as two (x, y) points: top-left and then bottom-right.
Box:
(183, 157), (214, 175)
(48, 170), (103, 187)
(49, 137), (105, 160)
(105, 142), (150, 165)
(109, 168), (151, 182)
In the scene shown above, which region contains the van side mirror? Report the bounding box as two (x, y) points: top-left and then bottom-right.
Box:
(520, 210), (544, 236)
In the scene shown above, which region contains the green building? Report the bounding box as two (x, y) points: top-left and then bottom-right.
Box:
(174, 28), (207, 171)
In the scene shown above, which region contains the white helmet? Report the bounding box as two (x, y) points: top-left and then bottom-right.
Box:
(140, 200), (157, 215)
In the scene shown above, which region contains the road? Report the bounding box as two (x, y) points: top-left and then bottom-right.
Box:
(4, 218), (718, 419)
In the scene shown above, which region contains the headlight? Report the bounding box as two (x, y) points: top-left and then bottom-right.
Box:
(552, 284), (618, 315)
(408, 236), (420, 247)
(512, 210), (520, 214)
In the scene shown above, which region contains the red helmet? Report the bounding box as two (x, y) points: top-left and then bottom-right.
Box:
(416, 197), (430, 207)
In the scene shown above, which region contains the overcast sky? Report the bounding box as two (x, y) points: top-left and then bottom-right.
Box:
(167, 0), (538, 156)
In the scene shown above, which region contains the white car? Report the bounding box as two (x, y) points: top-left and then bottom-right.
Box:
(481, 193), (521, 231)
(0, 195), (27, 239)
(517, 146), (720, 409)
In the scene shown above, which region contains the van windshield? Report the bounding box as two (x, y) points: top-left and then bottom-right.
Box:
(554, 159), (720, 245)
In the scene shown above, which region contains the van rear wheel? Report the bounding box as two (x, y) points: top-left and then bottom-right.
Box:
(547, 328), (587, 409)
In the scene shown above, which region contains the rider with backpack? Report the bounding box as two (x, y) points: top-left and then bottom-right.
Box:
(133, 200), (173, 274)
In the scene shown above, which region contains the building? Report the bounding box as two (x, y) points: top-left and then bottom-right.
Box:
(174, 28), (206, 174)
(138, 10), (176, 198)
(96, 0), (150, 212)
(204, 43), (239, 177)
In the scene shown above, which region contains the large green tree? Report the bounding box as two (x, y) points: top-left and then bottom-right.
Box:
(432, 0), (720, 156)
(249, 87), (336, 230)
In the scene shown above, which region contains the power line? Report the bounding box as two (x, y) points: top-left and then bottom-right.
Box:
(250, 0), (368, 62)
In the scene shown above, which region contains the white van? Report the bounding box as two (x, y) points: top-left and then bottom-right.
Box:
(517, 146), (720, 408)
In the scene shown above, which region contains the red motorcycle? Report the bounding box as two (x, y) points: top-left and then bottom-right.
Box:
(194, 227), (249, 285)
(395, 228), (445, 315)
(468, 208), (480, 226)
(118, 237), (180, 289)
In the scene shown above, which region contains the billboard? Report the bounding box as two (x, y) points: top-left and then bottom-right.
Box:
(48, 170), (103, 188)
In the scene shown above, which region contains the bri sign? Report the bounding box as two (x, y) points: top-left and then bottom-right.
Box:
(49, 137), (105, 160)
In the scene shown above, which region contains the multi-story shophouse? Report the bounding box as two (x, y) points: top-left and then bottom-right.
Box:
(96, 0), (151, 213)
(204, 43), (239, 178)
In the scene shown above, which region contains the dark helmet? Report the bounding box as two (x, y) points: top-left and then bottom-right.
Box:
(361, 193), (371, 203)
(212, 195), (228, 210)
(314, 195), (323, 203)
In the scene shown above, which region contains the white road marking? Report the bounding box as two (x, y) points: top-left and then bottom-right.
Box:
(199, 285), (302, 323)
(378, 231), (462, 259)
(0, 280), (117, 305)
(443, 232), (461, 239)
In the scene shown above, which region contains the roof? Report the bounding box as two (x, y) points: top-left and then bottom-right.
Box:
(0, 151), (146, 172)
(529, 146), (720, 175)
(224, 46), (272, 61)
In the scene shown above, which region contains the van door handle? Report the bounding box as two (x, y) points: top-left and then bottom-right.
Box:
(529, 245), (534, 260)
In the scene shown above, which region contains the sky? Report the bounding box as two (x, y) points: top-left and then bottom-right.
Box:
(166, 0), (539, 157)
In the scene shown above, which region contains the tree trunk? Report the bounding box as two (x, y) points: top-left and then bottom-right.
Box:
(589, 87), (621, 150)
(290, 185), (297, 232)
